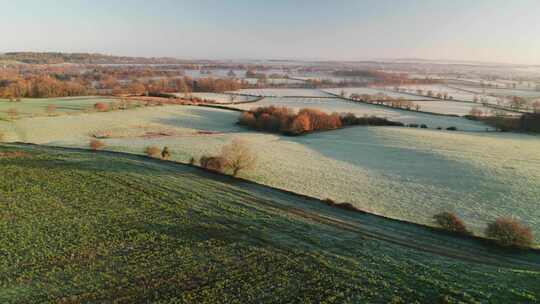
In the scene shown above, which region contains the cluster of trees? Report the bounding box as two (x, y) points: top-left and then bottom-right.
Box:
(199, 139), (256, 176)
(433, 212), (534, 248)
(238, 106), (402, 136)
(145, 146), (171, 159)
(0, 75), (89, 98)
(349, 93), (421, 111)
(0, 52), (184, 64)
(238, 106), (341, 135)
(0, 68), (249, 98)
(467, 113), (540, 133)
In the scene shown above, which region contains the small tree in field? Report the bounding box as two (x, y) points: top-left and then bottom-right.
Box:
(89, 139), (105, 151)
(221, 139), (256, 176)
(145, 146), (161, 158)
(161, 146), (171, 159)
(433, 212), (471, 235)
(200, 155), (227, 172)
(485, 217), (533, 248)
(469, 107), (483, 117)
(94, 102), (109, 112)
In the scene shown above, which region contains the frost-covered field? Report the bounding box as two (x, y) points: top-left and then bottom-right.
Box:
(394, 84), (501, 104)
(244, 78), (305, 85)
(454, 78), (539, 90)
(323, 87), (437, 101)
(1, 105), (539, 237)
(231, 97), (493, 130)
(449, 86), (540, 99)
(0, 96), (118, 119)
(173, 92), (256, 104)
(411, 100), (514, 116)
(230, 88), (334, 97)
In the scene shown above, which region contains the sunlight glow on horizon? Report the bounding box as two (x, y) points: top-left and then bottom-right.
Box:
(1, 0), (539, 65)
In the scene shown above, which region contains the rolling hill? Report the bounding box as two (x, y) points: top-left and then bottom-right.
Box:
(1, 143), (539, 303)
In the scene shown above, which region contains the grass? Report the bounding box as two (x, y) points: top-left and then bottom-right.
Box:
(0, 96), (120, 120)
(0, 105), (538, 238)
(0, 143), (539, 303)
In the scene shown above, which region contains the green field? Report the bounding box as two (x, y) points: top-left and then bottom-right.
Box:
(0, 96), (119, 120)
(1, 143), (539, 303)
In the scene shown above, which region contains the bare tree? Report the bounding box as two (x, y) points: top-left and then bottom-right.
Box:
(221, 139), (256, 176)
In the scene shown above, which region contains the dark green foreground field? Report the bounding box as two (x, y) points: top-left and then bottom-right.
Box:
(1, 144), (539, 303)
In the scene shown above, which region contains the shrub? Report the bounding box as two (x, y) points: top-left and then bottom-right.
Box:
(485, 217), (533, 248)
(433, 212), (470, 235)
(145, 146), (161, 158)
(89, 139), (105, 151)
(200, 156), (227, 172)
(446, 126), (457, 131)
(94, 102), (109, 112)
(323, 198), (336, 206)
(221, 139), (256, 176)
(238, 112), (256, 127)
(161, 146), (171, 159)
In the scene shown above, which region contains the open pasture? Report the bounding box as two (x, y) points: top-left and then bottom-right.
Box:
(0, 96), (118, 120)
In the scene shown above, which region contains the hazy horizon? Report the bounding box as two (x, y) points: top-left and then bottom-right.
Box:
(2, 0), (540, 65)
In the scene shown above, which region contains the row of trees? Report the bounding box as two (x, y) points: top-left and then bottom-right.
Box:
(199, 139), (256, 176)
(349, 93), (421, 111)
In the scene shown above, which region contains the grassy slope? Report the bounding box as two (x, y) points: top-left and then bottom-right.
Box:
(0, 144), (539, 304)
(0, 97), (119, 120)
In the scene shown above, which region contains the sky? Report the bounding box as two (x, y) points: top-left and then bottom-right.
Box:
(1, 0), (539, 64)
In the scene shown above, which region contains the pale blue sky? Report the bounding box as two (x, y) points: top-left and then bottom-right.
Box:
(1, 0), (539, 64)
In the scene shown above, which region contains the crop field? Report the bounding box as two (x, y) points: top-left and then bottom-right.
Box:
(0, 96), (119, 120)
(230, 97), (493, 130)
(1, 143), (539, 303)
(1, 104), (539, 239)
(230, 88), (334, 97)
(323, 87), (437, 101)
